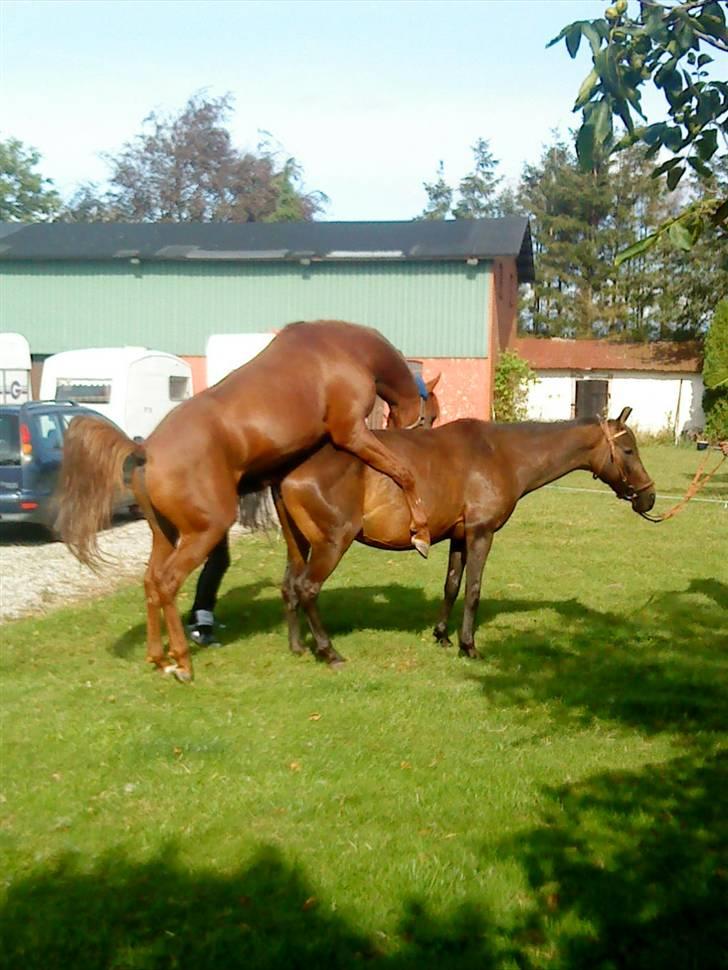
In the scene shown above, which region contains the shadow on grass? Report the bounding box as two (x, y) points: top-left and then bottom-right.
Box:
(0, 844), (513, 970)
(112, 577), (728, 744)
(504, 749), (728, 969)
(111, 581), (446, 660)
(468, 579), (728, 740)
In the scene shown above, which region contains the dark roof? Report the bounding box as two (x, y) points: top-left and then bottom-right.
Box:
(0, 218), (534, 282)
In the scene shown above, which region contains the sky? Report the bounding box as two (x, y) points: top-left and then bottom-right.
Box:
(0, 0), (685, 221)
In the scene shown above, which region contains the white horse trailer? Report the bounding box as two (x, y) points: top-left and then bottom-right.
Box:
(39, 347), (192, 440)
(0, 332), (32, 404)
(206, 332), (275, 387)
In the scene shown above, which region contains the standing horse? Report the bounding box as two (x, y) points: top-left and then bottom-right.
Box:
(273, 408), (656, 664)
(187, 373), (441, 646)
(56, 320), (437, 682)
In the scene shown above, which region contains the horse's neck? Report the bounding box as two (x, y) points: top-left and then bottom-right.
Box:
(510, 422), (599, 497)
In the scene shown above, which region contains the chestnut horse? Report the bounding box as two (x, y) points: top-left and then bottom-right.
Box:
(187, 373), (440, 646)
(273, 407), (656, 664)
(56, 320), (438, 682)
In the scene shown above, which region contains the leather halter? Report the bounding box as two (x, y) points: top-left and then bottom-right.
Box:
(595, 418), (655, 501)
(402, 394), (429, 430)
(401, 374), (430, 430)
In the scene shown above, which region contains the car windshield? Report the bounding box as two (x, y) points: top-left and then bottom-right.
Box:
(0, 413), (20, 465)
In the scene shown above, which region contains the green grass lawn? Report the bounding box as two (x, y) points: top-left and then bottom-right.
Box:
(1, 444), (726, 969)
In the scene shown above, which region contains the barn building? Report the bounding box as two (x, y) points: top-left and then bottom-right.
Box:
(0, 219), (534, 422)
(512, 336), (705, 437)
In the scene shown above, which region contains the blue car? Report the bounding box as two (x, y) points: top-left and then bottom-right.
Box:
(0, 401), (133, 537)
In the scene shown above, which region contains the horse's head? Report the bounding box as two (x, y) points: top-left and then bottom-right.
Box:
(387, 373), (441, 430)
(592, 407), (656, 515)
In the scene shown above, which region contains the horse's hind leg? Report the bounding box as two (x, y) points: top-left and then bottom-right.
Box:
(433, 537), (466, 648)
(144, 527), (175, 671)
(458, 527), (493, 659)
(156, 524), (234, 682)
(325, 410), (430, 557)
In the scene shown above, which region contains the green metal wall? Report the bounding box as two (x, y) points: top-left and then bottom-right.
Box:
(0, 260), (492, 358)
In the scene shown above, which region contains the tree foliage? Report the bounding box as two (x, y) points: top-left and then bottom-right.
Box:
(418, 138), (511, 220)
(702, 299), (728, 438)
(549, 0), (727, 257)
(61, 94), (327, 223)
(0, 138), (60, 222)
(517, 131), (725, 340)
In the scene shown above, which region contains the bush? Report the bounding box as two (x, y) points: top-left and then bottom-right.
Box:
(702, 299), (728, 441)
(493, 349), (536, 422)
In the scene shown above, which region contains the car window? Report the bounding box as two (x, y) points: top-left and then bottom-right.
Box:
(36, 413), (64, 451)
(0, 413), (20, 465)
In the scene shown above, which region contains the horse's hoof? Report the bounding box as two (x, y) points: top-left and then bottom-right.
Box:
(413, 537), (430, 559)
(165, 665), (193, 683)
(329, 658), (347, 670)
(458, 646), (478, 659)
(435, 636), (453, 648)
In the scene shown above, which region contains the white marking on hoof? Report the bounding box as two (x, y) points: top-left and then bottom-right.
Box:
(163, 664), (179, 676)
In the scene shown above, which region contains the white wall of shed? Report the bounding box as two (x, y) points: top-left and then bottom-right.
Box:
(525, 370), (705, 435)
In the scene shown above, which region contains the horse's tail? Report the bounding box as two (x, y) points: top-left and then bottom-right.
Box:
(55, 415), (146, 569)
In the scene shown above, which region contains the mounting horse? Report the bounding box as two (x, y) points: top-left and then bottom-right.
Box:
(56, 319), (440, 682)
(187, 371), (440, 646)
(273, 407), (656, 664)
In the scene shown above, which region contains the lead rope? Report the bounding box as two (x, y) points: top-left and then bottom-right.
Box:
(638, 449), (726, 523)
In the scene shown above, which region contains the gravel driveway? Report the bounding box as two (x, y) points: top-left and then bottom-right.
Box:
(1, 491), (279, 624)
(0, 518), (153, 623)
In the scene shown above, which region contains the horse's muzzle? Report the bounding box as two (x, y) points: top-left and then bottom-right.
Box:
(632, 488), (656, 514)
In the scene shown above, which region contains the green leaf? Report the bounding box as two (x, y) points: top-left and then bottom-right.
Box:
(687, 156), (713, 179)
(546, 25), (571, 49)
(566, 24), (582, 58)
(697, 53), (713, 68)
(696, 128), (719, 161)
(575, 68), (600, 109)
(575, 122), (595, 171)
(593, 99), (613, 146)
(663, 126), (685, 151)
(710, 198), (728, 228)
(667, 165), (686, 191)
(582, 22), (604, 55)
(615, 232), (658, 266)
(668, 221), (694, 251)
(642, 123), (667, 146)
(652, 156), (685, 177)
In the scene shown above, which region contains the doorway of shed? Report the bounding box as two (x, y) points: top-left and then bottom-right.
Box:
(575, 379), (609, 418)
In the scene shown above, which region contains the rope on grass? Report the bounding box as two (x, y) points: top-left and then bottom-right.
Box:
(639, 451), (727, 523)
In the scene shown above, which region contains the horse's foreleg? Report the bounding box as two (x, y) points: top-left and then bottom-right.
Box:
(272, 487), (310, 656)
(433, 537), (466, 647)
(327, 420), (430, 557)
(144, 527), (175, 671)
(458, 528), (493, 659)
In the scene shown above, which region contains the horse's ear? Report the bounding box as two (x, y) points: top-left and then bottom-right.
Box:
(426, 372), (441, 394)
(617, 406), (632, 426)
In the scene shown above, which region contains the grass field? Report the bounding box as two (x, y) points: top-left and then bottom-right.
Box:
(1, 443), (726, 969)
